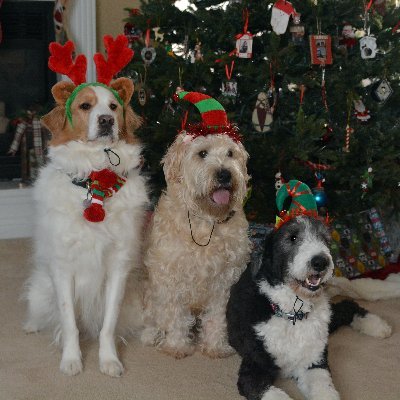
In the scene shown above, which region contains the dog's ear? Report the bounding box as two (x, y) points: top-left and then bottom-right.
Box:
(51, 81), (76, 105)
(41, 105), (67, 141)
(162, 135), (186, 184)
(120, 105), (142, 143)
(110, 77), (134, 104)
(257, 231), (283, 285)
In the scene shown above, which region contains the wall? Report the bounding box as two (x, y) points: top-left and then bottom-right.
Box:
(96, 0), (141, 52)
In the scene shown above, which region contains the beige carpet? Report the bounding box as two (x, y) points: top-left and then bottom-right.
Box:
(1, 238), (399, 400)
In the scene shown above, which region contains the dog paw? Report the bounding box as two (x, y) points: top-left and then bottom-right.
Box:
(201, 343), (235, 359)
(99, 357), (124, 377)
(159, 344), (196, 359)
(141, 326), (164, 346)
(60, 357), (83, 376)
(351, 313), (392, 338)
(23, 321), (40, 334)
(261, 387), (293, 400)
(310, 389), (340, 400)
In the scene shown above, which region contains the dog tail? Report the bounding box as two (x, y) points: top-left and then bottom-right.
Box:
(330, 299), (392, 338)
(327, 275), (400, 301)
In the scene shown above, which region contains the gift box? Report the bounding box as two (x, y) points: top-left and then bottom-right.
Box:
(330, 208), (392, 278)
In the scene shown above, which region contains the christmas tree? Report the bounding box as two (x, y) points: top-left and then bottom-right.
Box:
(122, 0), (400, 222)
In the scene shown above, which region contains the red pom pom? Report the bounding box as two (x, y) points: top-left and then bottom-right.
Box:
(84, 203), (105, 222)
(89, 169), (118, 188)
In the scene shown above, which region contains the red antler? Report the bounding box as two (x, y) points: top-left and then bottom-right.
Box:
(94, 35), (134, 85)
(48, 41), (87, 85)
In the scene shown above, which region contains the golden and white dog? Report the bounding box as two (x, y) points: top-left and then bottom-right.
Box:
(142, 132), (251, 359)
(24, 78), (148, 377)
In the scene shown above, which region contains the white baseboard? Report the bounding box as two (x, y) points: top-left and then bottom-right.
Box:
(0, 188), (34, 239)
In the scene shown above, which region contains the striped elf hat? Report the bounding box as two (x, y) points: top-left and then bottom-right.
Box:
(275, 180), (323, 229)
(175, 89), (241, 142)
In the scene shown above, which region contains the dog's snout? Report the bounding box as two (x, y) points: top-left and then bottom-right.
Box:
(311, 254), (330, 272)
(98, 114), (114, 127)
(216, 169), (232, 185)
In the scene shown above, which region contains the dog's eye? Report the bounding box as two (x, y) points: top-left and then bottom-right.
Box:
(227, 150), (233, 157)
(110, 103), (118, 111)
(290, 235), (297, 242)
(198, 150), (208, 159)
(79, 103), (91, 110)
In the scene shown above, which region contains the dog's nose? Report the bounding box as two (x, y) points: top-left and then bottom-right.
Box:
(98, 114), (114, 127)
(216, 169), (232, 185)
(311, 254), (330, 272)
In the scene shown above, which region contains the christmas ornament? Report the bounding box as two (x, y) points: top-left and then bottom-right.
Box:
(141, 28), (156, 65)
(235, 9), (253, 59)
(53, 0), (69, 44)
(371, 79), (393, 103)
(194, 41), (203, 61)
(252, 89), (277, 133)
(309, 35), (333, 65)
(360, 35), (377, 59)
(137, 72), (147, 106)
(373, 0), (387, 16)
(289, 13), (305, 45)
(164, 41), (176, 58)
(339, 24), (357, 49)
(312, 172), (328, 208)
(343, 124), (354, 153)
(152, 27), (164, 42)
(141, 47), (156, 65)
(124, 22), (142, 47)
(221, 61), (237, 104)
(360, 167), (373, 198)
(271, 0), (295, 35)
(274, 171), (285, 192)
(354, 99), (371, 122)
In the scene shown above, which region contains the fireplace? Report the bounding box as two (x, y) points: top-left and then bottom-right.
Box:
(0, 1), (56, 115)
(0, 1), (56, 180)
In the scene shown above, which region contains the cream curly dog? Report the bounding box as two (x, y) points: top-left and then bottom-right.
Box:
(141, 91), (251, 358)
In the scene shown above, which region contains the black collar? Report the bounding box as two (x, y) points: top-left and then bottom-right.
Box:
(217, 210), (236, 224)
(71, 177), (91, 189)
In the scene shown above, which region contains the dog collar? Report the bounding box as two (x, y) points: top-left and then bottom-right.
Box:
(270, 296), (309, 326)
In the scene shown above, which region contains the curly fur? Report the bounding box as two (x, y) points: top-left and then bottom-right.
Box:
(142, 133), (251, 358)
(227, 216), (392, 400)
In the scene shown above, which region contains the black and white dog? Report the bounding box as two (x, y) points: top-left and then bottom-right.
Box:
(227, 215), (391, 400)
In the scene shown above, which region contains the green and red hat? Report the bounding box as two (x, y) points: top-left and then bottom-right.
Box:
(275, 180), (328, 229)
(174, 89), (241, 143)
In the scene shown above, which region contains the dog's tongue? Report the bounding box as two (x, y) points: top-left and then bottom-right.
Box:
(212, 189), (230, 205)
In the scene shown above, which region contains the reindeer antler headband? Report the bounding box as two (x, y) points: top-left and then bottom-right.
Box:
(48, 35), (134, 125)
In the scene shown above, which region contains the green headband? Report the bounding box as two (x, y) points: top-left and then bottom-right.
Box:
(65, 82), (124, 126)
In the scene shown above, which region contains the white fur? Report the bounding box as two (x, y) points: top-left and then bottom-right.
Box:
(351, 313), (392, 338)
(327, 275), (400, 301)
(289, 224), (334, 283)
(296, 368), (340, 400)
(256, 280), (331, 378)
(261, 386), (293, 400)
(88, 86), (119, 141)
(24, 139), (148, 376)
